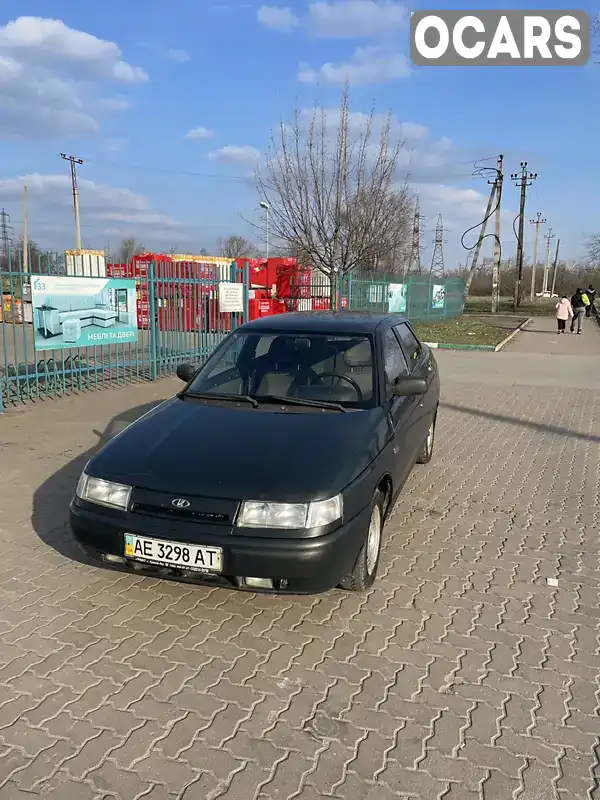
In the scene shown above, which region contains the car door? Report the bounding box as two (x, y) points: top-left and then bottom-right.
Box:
(381, 327), (419, 490)
(393, 322), (436, 448)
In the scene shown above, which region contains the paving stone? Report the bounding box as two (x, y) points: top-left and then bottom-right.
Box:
(1, 320), (600, 798)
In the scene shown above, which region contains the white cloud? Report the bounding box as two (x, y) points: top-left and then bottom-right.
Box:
(299, 108), (430, 143)
(298, 45), (410, 84)
(257, 5), (300, 31)
(296, 107), (462, 185)
(208, 145), (261, 165)
(412, 182), (517, 267)
(0, 17), (148, 82)
(0, 17), (147, 139)
(103, 138), (127, 152)
(0, 173), (184, 249)
(167, 48), (190, 62)
(400, 122), (429, 141)
(184, 126), (215, 140)
(258, 0), (406, 36)
(258, 1), (410, 86)
(415, 184), (491, 233)
(308, 0), (407, 37)
(97, 97), (131, 111)
(97, 210), (184, 228)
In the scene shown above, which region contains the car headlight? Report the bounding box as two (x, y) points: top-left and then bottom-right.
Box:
(76, 471), (132, 511)
(237, 495), (342, 529)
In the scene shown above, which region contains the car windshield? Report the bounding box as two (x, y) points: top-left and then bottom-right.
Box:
(186, 331), (376, 409)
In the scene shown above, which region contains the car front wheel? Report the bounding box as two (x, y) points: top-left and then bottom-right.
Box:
(339, 489), (384, 592)
(417, 411), (437, 465)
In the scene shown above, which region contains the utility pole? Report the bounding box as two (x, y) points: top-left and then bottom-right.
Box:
(529, 212), (546, 301)
(61, 153), (84, 250)
(542, 227), (556, 294)
(22, 186), (29, 273)
(491, 154), (503, 313)
(465, 180), (496, 294)
(550, 239), (560, 297)
(429, 215), (446, 278)
(511, 162), (538, 309)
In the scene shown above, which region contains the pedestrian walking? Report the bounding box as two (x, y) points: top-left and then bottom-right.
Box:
(585, 284), (596, 317)
(555, 295), (573, 334)
(570, 289), (587, 334)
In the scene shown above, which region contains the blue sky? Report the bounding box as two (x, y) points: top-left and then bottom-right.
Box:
(0, 0), (596, 268)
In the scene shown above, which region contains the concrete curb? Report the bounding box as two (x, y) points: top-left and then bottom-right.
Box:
(494, 317), (533, 351)
(424, 342), (495, 351)
(424, 317), (532, 353)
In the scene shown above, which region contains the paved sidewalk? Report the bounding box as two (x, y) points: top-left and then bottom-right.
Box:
(0, 319), (599, 799)
(506, 314), (600, 356)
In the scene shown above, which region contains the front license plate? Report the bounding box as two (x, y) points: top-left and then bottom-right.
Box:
(124, 534), (223, 573)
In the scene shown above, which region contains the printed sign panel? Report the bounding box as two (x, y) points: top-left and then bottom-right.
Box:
(218, 282), (244, 313)
(432, 284), (445, 309)
(388, 283), (407, 313)
(31, 275), (138, 351)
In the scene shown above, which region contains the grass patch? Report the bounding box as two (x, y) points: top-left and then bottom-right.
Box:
(413, 314), (528, 346)
(465, 296), (555, 316)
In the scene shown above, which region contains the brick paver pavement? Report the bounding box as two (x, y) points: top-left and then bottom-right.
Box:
(507, 314), (600, 356)
(0, 317), (599, 799)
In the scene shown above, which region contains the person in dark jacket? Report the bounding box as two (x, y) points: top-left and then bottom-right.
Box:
(585, 285), (596, 317)
(570, 289), (586, 333)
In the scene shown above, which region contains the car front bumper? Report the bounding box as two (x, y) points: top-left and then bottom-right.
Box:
(69, 499), (371, 593)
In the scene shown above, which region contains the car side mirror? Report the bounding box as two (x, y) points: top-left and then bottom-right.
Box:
(176, 363), (195, 383)
(393, 377), (427, 397)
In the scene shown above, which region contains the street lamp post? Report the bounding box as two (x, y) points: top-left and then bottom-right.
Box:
(259, 201), (270, 258)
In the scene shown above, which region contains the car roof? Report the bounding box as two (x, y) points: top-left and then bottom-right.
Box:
(239, 311), (408, 335)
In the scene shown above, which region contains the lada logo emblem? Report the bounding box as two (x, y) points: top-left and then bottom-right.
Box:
(172, 498), (191, 509)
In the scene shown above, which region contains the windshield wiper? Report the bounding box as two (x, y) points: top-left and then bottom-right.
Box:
(180, 391), (259, 408)
(256, 394), (347, 413)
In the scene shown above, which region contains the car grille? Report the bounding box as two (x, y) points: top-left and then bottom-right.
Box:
(129, 488), (239, 526)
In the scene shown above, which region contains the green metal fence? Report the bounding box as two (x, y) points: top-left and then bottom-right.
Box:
(0, 252), (248, 412)
(1, 249), (465, 413)
(344, 274), (466, 321)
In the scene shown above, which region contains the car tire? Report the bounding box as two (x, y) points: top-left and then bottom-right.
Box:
(417, 411), (437, 465)
(339, 489), (384, 592)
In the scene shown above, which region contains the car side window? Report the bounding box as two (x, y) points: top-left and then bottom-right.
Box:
(254, 334), (276, 358)
(383, 328), (409, 392)
(393, 323), (422, 371)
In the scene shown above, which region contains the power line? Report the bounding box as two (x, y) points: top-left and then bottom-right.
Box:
(460, 154), (503, 312)
(71, 154), (485, 186)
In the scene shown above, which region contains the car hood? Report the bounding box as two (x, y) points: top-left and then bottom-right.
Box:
(87, 396), (387, 502)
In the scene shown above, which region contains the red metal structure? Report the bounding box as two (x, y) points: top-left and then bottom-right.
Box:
(107, 253), (341, 332)
(238, 256), (317, 320)
(106, 253), (159, 329)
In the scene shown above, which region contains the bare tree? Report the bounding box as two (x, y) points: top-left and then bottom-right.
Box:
(357, 190), (412, 276)
(119, 238), (145, 263)
(217, 235), (259, 259)
(255, 84), (412, 307)
(586, 233), (600, 264)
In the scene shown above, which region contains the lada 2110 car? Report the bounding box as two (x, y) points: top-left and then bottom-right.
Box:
(70, 312), (440, 594)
